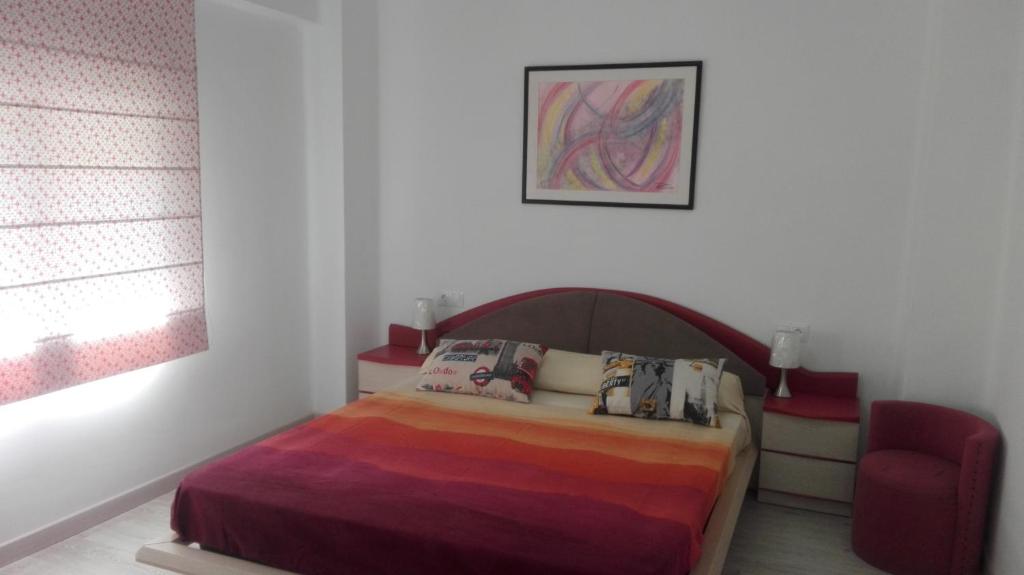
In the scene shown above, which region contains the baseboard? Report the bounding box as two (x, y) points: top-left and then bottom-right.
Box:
(0, 414), (314, 569)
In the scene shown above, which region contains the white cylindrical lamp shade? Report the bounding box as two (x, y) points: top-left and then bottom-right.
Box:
(412, 298), (436, 330)
(769, 329), (802, 369)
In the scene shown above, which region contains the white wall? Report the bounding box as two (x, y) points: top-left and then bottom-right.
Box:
(305, 0), (348, 413)
(375, 0), (928, 414)
(894, 3), (1024, 572)
(0, 0), (312, 546)
(987, 148), (1024, 573)
(341, 0), (383, 405)
(305, 0), (380, 411)
(982, 5), (1024, 570)
(898, 1), (1019, 414)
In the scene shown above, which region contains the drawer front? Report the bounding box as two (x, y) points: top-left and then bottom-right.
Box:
(358, 361), (421, 393)
(763, 412), (859, 462)
(759, 451), (856, 503)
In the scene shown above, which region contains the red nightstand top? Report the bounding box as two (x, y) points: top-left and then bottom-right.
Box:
(763, 392), (860, 423)
(357, 344), (426, 368)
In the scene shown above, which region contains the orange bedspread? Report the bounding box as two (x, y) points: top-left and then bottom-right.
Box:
(173, 390), (734, 575)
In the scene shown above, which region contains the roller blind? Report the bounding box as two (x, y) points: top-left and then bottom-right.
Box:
(0, 0), (206, 405)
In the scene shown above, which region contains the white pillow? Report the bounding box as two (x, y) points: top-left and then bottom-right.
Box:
(535, 349), (604, 395)
(718, 371), (746, 417)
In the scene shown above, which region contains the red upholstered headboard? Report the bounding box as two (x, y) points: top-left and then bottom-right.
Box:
(389, 287), (857, 398)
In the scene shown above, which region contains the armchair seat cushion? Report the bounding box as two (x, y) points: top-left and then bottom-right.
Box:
(853, 450), (960, 574)
(860, 449), (959, 498)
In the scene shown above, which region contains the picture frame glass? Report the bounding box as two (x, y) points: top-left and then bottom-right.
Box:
(523, 62), (701, 209)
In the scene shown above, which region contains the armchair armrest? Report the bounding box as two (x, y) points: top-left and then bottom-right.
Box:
(951, 425), (1000, 574)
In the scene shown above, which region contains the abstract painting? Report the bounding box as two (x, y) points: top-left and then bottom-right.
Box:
(523, 62), (701, 209)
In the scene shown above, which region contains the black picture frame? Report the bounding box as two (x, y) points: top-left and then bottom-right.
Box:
(521, 61), (702, 210)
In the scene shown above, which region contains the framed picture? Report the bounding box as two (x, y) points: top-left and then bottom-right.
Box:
(522, 61), (702, 210)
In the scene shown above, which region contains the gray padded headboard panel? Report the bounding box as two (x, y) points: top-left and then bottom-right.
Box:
(444, 291), (596, 353)
(588, 293), (766, 396)
(443, 290), (766, 396)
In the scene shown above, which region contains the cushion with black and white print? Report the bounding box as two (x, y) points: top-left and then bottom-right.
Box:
(591, 351), (725, 427)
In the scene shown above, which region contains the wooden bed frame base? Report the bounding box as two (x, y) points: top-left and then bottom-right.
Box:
(136, 446), (757, 575)
(691, 446), (758, 575)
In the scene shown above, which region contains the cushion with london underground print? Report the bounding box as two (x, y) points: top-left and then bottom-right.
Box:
(417, 339), (548, 403)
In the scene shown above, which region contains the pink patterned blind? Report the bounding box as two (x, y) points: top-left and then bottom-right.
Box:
(0, 0), (206, 405)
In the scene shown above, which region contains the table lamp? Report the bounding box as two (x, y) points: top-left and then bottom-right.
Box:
(769, 328), (802, 398)
(413, 298), (436, 355)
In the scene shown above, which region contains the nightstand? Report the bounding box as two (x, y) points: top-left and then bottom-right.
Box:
(757, 392), (860, 516)
(356, 345), (425, 399)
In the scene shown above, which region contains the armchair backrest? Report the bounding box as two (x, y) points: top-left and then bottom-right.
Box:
(867, 401), (998, 465)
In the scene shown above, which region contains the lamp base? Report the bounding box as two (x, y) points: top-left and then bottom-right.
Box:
(417, 330), (431, 355)
(774, 368), (793, 399)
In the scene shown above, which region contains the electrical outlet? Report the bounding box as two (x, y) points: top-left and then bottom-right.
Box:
(776, 322), (810, 343)
(438, 289), (465, 308)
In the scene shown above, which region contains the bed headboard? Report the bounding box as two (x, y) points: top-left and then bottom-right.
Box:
(442, 290), (767, 397)
(387, 287), (858, 446)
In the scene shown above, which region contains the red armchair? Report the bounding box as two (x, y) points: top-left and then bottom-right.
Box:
(852, 401), (1000, 575)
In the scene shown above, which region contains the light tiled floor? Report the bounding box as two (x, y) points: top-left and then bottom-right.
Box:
(723, 495), (886, 574)
(0, 492), (885, 574)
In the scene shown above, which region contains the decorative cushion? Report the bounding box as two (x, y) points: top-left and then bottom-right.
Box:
(418, 339), (547, 403)
(536, 349), (746, 419)
(592, 351), (725, 427)
(535, 349), (604, 396)
(587, 292), (766, 396)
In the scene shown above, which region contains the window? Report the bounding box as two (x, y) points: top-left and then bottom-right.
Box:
(0, 0), (206, 405)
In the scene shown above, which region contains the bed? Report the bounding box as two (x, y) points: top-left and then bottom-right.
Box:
(138, 288), (854, 575)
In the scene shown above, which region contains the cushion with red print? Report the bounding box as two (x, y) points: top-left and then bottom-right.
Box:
(417, 339), (548, 403)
